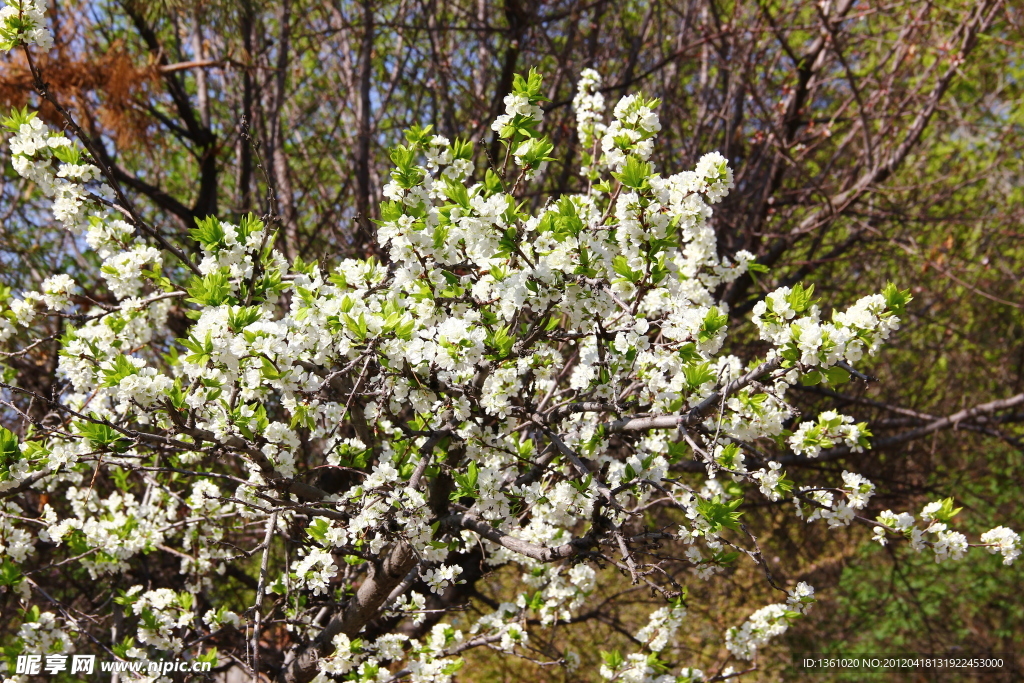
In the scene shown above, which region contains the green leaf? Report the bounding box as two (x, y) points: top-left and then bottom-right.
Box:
(716, 443), (741, 469)
(882, 282), (912, 317)
(0, 426), (19, 470)
(307, 518), (330, 545)
(228, 305), (262, 332)
(238, 213), (264, 241)
(931, 497), (963, 523)
(823, 366), (851, 386)
(514, 136), (556, 167)
(1, 107), (35, 132)
(378, 200), (404, 224)
(441, 659), (465, 675)
(185, 270), (233, 306)
(0, 558), (22, 588)
(190, 216), (226, 250)
(486, 326), (516, 359)
(112, 636), (135, 659)
(568, 474), (592, 497)
(600, 650), (623, 669)
(645, 652), (670, 674)
(676, 342), (701, 364)
(800, 370), (822, 386)
(747, 261), (769, 274)
(611, 255), (642, 284)
(683, 361), (716, 390)
(404, 124), (434, 147)
(696, 496), (744, 533)
(483, 169), (504, 196)
(451, 137), (474, 161)
(432, 222), (450, 251)
(341, 312), (369, 341)
(75, 420), (130, 453)
(442, 176), (471, 208)
(512, 68), (546, 100)
(110, 466), (131, 492)
(51, 145), (82, 165)
(388, 144), (425, 188)
(289, 402), (316, 430)
(180, 332), (215, 366)
(260, 357), (290, 381)
(786, 283), (817, 313)
(101, 354), (140, 387)
(697, 307), (728, 345)
(451, 460), (480, 500)
(611, 155), (652, 189)
(497, 226), (518, 257)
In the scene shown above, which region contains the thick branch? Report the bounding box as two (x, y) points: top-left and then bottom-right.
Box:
(606, 357), (783, 433)
(445, 511), (593, 563)
(278, 541), (418, 683)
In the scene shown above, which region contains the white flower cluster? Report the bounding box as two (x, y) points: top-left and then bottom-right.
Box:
(290, 547), (339, 596)
(6, 115), (109, 235)
(102, 246), (163, 299)
(422, 564), (463, 594)
(789, 410), (871, 458)
(786, 581), (816, 614)
(0, 501), (34, 558)
(979, 526), (1021, 565)
(726, 584), (816, 660)
(2, 110), (149, 385)
(929, 525), (969, 563)
(10, 610), (73, 660)
(40, 485), (176, 578)
(38, 273), (75, 311)
(694, 151), (734, 204)
(471, 600), (530, 653)
(599, 653), (679, 683)
(600, 93), (662, 170)
(635, 604), (687, 652)
(841, 470), (875, 509)
(754, 287), (902, 369)
(751, 461), (786, 501)
(573, 68), (606, 173)
(725, 603), (792, 660)
(795, 471), (874, 528)
(0, 426), (54, 491)
(869, 498), (1009, 565)
(202, 606), (241, 632)
(491, 92), (544, 135)
(872, 509), (915, 543)
(0, 0), (52, 51)
(121, 586), (196, 652)
(513, 562), (597, 627)
(314, 626), (469, 682)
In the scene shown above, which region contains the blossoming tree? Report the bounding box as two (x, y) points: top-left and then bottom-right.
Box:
(0, 3), (1020, 683)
